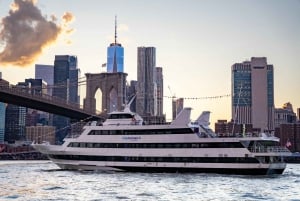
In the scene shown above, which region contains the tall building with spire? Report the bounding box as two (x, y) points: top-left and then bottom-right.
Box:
(107, 16), (124, 73)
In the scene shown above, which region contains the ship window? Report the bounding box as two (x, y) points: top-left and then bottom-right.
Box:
(88, 131), (95, 135)
(102, 130), (109, 135)
(108, 113), (133, 119)
(71, 142), (79, 147)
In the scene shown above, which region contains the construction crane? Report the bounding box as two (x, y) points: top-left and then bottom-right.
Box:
(168, 85), (176, 100)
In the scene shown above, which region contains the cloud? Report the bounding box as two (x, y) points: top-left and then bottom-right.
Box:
(0, 0), (74, 67)
(62, 12), (74, 24)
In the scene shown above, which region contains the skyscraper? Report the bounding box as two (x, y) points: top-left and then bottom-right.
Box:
(0, 102), (5, 143)
(35, 64), (54, 95)
(107, 16), (124, 73)
(5, 104), (26, 142)
(156, 67), (163, 116)
(0, 72), (6, 143)
(0, 72), (9, 144)
(231, 57), (274, 131)
(53, 55), (80, 142)
(35, 65), (55, 126)
(136, 47), (157, 116)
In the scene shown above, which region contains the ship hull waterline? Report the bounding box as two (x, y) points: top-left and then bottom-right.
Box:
(49, 158), (286, 175)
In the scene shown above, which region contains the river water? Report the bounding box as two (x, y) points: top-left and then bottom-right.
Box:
(0, 161), (299, 201)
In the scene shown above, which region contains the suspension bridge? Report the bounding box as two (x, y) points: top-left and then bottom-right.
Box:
(0, 77), (104, 121)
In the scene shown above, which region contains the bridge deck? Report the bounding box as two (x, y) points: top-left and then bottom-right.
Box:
(0, 85), (104, 121)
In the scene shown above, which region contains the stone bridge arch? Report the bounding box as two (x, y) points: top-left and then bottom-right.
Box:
(83, 72), (127, 114)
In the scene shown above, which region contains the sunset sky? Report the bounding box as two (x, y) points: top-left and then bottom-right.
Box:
(0, 0), (299, 124)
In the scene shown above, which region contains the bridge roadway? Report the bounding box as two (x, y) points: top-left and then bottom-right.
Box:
(0, 85), (104, 121)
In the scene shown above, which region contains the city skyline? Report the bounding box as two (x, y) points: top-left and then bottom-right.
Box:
(0, 0), (299, 125)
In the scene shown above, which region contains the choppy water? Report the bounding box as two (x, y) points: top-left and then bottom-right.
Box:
(0, 161), (300, 201)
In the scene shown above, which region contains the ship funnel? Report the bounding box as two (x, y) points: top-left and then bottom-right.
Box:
(171, 107), (192, 126)
(196, 111), (210, 127)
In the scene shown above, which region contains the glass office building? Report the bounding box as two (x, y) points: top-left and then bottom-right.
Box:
(53, 55), (80, 142)
(35, 64), (54, 95)
(107, 43), (124, 73)
(5, 104), (27, 142)
(231, 57), (274, 131)
(106, 16), (124, 73)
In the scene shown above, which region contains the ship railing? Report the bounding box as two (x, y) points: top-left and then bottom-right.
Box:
(65, 121), (87, 139)
(250, 146), (291, 153)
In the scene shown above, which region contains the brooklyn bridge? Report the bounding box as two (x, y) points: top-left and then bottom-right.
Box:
(0, 72), (128, 121)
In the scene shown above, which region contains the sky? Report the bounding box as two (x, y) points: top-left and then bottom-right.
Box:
(0, 0), (299, 125)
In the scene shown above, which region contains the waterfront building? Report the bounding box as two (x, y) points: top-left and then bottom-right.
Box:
(275, 122), (300, 152)
(26, 125), (55, 144)
(136, 47), (157, 116)
(275, 102), (297, 128)
(4, 82), (35, 142)
(231, 57), (274, 131)
(214, 119), (253, 137)
(5, 104), (27, 142)
(53, 55), (80, 142)
(107, 16), (124, 73)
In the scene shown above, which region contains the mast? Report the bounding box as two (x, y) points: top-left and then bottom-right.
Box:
(114, 15), (117, 44)
(232, 83), (243, 136)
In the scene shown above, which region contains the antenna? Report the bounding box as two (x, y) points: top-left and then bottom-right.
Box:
(114, 15), (117, 44)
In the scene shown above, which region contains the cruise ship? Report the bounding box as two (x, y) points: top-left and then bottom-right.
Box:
(32, 106), (291, 175)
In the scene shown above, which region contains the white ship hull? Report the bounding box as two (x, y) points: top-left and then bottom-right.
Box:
(32, 108), (290, 175)
(51, 160), (286, 175)
(33, 135), (289, 175)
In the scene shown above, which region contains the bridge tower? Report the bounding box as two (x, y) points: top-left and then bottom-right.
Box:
(83, 72), (127, 114)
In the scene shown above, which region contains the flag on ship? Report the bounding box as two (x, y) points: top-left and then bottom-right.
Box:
(286, 139), (292, 148)
(0, 144), (6, 153)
